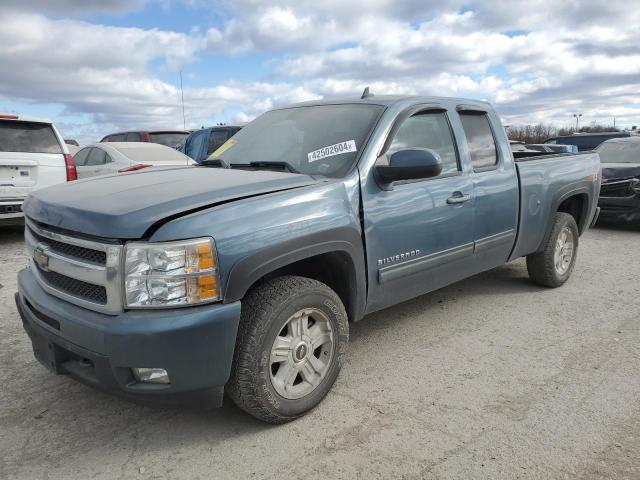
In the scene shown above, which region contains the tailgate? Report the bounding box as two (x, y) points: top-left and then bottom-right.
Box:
(0, 152), (65, 198)
(0, 119), (67, 199)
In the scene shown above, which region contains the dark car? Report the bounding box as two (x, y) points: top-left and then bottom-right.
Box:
(544, 132), (630, 152)
(179, 125), (242, 163)
(101, 130), (189, 149)
(595, 136), (640, 223)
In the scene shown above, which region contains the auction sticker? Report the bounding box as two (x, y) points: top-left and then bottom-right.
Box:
(308, 140), (356, 163)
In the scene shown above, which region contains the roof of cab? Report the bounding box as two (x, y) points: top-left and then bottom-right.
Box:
(280, 94), (492, 110)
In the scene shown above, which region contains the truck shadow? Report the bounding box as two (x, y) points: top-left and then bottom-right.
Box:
(0, 225), (24, 244)
(350, 259), (537, 343)
(593, 220), (640, 232)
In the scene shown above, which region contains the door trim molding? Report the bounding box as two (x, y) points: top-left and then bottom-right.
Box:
(378, 242), (474, 284)
(474, 229), (515, 254)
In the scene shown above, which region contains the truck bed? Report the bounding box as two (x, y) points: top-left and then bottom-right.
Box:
(509, 151), (600, 260)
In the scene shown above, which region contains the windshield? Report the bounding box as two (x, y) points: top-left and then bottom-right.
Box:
(596, 141), (640, 164)
(212, 104), (384, 177)
(149, 132), (188, 148)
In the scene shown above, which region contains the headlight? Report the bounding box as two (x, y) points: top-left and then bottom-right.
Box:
(124, 237), (220, 308)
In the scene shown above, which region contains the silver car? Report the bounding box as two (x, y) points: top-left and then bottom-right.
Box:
(73, 142), (192, 179)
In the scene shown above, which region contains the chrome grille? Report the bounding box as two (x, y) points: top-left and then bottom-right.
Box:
(25, 218), (123, 315)
(35, 265), (108, 304)
(28, 226), (107, 265)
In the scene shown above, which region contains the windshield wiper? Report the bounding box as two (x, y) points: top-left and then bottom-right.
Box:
(231, 161), (301, 174)
(199, 157), (230, 168)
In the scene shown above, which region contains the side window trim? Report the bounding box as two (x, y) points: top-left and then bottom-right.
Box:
(457, 108), (500, 173)
(379, 106), (463, 185)
(378, 104), (444, 157)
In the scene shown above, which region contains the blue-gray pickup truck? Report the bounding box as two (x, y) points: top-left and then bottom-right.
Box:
(16, 94), (600, 423)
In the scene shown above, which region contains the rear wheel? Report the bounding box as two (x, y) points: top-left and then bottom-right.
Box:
(227, 276), (348, 423)
(527, 212), (579, 287)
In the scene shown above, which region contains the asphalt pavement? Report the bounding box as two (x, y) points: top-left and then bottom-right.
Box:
(1, 223), (638, 480)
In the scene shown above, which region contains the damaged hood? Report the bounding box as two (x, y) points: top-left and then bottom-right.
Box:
(24, 167), (317, 238)
(601, 163), (640, 182)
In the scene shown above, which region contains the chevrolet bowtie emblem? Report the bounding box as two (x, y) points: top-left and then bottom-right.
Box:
(33, 246), (50, 271)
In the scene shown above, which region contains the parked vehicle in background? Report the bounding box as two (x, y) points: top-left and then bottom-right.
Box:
(65, 139), (80, 156)
(595, 136), (640, 223)
(101, 130), (189, 149)
(509, 140), (538, 153)
(526, 144), (578, 154)
(16, 94), (600, 423)
(73, 142), (192, 179)
(0, 113), (75, 225)
(180, 125), (243, 163)
(544, 132), (630, 151)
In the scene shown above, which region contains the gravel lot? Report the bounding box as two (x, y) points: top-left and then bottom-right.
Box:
(1, 223), (639, 480)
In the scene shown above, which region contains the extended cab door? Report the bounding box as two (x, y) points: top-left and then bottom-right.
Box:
(457, 108), (519, 270)
(361, 106), (476, 313)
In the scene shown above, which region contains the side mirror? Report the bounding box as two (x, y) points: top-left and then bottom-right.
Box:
(374, 148), (443, 190)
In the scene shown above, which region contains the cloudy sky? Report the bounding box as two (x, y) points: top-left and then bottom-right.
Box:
(1, 0), (639, 143)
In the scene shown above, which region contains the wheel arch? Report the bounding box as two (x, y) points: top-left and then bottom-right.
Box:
(223, 228), (367, 322)
(556, 192), (590, 234)
(536, 186), (592, 254)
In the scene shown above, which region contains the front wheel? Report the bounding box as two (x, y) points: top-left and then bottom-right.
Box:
(527, 212), (579, 287)
(227, 276), (349, 423)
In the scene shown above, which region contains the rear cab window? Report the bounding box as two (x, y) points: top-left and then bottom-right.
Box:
(459, 112), (498, 171)
(0, 121), (62, 154)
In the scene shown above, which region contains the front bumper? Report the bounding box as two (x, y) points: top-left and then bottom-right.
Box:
(598, 195), (640, 223)
(16, 267), (241, 408)
(0, 199), (25, 225)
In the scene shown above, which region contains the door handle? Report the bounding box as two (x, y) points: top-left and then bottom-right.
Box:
(447, 192), (471, 205)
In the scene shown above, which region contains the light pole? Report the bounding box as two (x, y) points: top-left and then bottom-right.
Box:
(573, 113), (582, 132)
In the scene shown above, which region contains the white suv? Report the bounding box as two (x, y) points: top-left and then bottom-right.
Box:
(0, 113), (76, 225)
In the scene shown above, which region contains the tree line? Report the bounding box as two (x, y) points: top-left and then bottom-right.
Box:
(506, 123), (621, 144)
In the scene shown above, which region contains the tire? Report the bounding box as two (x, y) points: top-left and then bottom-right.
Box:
(527, 212), (579, 288)
(227, 275), (349, 424)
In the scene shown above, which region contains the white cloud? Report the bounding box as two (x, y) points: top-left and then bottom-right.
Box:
(2, 0), (148, 14)
(1, 0), (640, 144)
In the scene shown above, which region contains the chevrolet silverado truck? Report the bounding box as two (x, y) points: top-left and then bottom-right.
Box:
(16, 94), (600, 423)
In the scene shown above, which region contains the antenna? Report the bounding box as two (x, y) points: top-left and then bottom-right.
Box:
(180, 70), (186, 130)
(361, 86), (374, 99)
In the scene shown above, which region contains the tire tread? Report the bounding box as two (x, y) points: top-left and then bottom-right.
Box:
(227, 275), (346, 424)
(526, 212), (578, 288)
